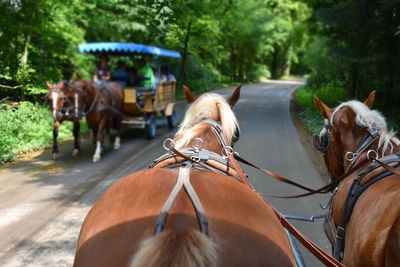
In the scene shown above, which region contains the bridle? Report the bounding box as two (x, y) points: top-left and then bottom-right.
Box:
(48, 82), (83, 120)
(313, 110), (379, 182)
(48, 82), (99, 121)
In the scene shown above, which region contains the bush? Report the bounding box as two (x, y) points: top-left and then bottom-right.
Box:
(296, 80), (347, 112)
(295, 80), (348, 134)
(0, 102), (88, 163)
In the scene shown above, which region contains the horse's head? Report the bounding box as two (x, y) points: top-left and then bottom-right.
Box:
(313, 91), (400, 180)
(173, 85), (241, 155)
(46, 80), (82, 121)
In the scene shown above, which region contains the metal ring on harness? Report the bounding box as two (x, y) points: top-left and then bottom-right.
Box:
(345, 152), (358, 162)
(367, 149), (378, 161)
(221, 146), (234, 159)
(191, 138), (204, 152)
(163, 138), (175, 151)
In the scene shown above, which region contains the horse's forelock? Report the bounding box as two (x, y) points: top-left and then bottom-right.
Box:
(176, 93), (239, 146)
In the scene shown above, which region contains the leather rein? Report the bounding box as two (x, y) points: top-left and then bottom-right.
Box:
(151, 119), (344, 267)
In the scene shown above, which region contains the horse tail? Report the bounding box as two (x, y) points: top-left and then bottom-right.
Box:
(130, 230), (217, 267)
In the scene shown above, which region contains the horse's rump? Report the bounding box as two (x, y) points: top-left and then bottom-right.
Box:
(74, 168), (295, 267)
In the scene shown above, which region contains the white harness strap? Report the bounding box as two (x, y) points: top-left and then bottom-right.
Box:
(52, 91), (58, 119)
(74, 92), (79, 118)
(154, 164), (209, 235)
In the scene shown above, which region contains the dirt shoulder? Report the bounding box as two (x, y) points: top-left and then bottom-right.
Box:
(290, 97), (331, 182)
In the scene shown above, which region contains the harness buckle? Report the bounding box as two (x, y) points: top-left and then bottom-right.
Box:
(345, 152), (358, 162)
(221, 146), (234, 159)
(336, 226), (345, 239)
(191, 138), (204, 153)
(190, 155), (201, 163)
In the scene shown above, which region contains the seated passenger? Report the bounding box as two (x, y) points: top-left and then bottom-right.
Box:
(112, 61), (129, 87)
(136, 58), (155, 92)
(135, 58), (155, 107)
(93, 55), (111, 84)
(160, 65), (176, 85)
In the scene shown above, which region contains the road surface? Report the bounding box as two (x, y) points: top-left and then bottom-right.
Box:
(0, 80), (330, 266)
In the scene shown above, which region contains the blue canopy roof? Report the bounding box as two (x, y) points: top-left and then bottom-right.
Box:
(78, 42), (181, 58)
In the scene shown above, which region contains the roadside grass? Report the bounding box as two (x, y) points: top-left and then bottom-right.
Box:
(0, 102), (89, 164)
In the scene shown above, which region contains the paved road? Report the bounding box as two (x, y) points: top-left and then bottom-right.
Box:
(0, 80), (330, 266)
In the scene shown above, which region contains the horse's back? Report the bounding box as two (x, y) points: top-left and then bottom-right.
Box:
(105, 81), (124, 108)
(74, 168), (295, 267)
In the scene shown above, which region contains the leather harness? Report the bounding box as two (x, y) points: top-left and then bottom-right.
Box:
(149, 119), (344, 267)
(333, 152), (400, 260)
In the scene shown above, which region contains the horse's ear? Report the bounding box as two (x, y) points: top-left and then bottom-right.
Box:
(182, 85), (196, 104)
(45, 81), (53, 90)
(313, 95), (333, 119)
(363, 90), (376, 109)
(227, 86), (241, 107)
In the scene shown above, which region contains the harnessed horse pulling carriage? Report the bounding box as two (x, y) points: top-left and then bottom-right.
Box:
(46, 43), (180, 162)
(79, 42), (181, 139)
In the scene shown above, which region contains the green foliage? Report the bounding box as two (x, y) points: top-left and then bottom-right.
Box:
(304, 0), (400, 105)
(295, 81), (347, 134)
(296, 81), (347, 110)
(0, 102), (88, 163)
(0, 0), (316, 161)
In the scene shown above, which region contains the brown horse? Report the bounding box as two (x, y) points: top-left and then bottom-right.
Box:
(314, 92), (400, 266)
(73, 86), (296, 267)
(69, 80), (124, 162)
(46, 81), (83, 160)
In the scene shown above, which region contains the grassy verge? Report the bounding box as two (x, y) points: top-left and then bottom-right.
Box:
(0, 101), (89, 164)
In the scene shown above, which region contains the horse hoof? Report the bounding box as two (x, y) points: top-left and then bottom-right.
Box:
(52, 153), (60, 160)
(92, 156), (101, 163)
(72, 149), (80, 157)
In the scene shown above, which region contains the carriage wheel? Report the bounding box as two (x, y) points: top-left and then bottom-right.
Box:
(145, 116), (157, 139)
(167, 110), (176, 129)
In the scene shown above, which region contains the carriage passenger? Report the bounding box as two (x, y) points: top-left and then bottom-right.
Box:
(136, 58), (155, 91)
(135, 58), (156, 107)
(159, 65), (176, 85)
(112, 61), (129, 87)
(93, 55), (111, 84)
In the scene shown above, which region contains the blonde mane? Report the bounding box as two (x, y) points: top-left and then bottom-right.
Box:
(332, 100), (400, 156)
(175, 93), (239, 148)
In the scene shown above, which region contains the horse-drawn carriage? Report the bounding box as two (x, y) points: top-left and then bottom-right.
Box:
(78, 42), (181, 139)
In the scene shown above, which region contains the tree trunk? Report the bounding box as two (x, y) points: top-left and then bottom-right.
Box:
(230, 43), (237, 81)
(19, 9), (35, 101)
(179, 20), (192, 88)
(271, 44), (279, 79)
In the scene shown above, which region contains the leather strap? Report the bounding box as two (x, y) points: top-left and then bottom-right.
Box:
(234, 154), (318, 192)
(373, 158), (400, 176)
